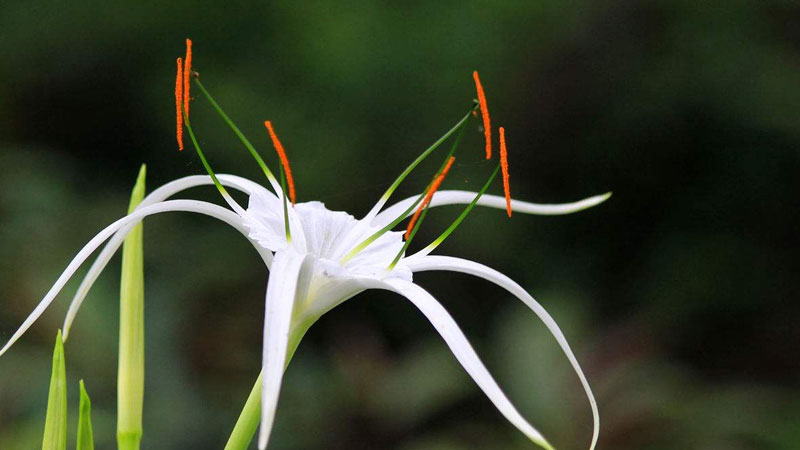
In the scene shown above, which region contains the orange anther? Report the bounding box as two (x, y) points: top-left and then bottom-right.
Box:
(183, 39), (193, 118)
(405, 157), (456, 239)
(175, 57), (184, 150)
(499, 127), (511, 218)
(264, 121), (297, 204)
(473, 71), (491, 159)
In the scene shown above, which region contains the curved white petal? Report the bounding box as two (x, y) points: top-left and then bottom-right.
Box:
(0, 200), (257, 357)
(258, 250), (314, 450)
(407, 255), (599, 450)
(377, 278), (555, 450)
(63, 175), (276, 339)
(372, 190), (612, 228)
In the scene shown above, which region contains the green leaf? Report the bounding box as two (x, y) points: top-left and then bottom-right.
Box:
(41, 330), (67, 450)
(118, 164), (146, 450)
(76, 380), (95, 450)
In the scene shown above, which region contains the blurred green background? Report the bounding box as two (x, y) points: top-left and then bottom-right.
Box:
(1, 0), (799, 448)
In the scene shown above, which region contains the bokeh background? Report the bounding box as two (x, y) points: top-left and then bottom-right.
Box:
(1, 1), (799, 449)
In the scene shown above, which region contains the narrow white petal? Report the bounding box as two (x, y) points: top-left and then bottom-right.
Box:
(258, 250), (314, 450)
(407, 255), (599, 450)
(372, 190), (612, 228)
(63, 175), (277, 340)
(377, 278), (555, 450)
(0, 200), (254, 356)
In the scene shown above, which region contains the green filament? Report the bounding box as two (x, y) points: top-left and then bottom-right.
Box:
(183, 109), (236, 202)
(376, 103), (477, 205)
(420, 163), (501, 255)
(342, 106), (474, 263)
(388, 206), (428, 269)
(280, 165), (291, 242)
(192, 77), (279, 186)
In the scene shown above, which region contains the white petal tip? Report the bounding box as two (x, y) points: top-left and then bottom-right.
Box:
(585, 191), (612, 208)
(564, 191), (612, 214)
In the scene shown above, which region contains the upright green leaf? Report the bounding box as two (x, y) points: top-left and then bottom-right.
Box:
(118, 164), (146, 450)
(42, 330), (67, 450)
(77, 380), (95, 450)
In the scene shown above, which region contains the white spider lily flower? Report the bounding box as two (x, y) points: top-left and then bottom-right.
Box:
(1, 44), (609, 449)
(0, 171), (607, 450)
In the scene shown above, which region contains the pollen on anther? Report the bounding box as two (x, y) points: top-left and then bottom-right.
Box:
(473, 71), (491, 160)
(264, 121), (297, 204)
(175, 57), (184, 151)
(499, 127), (512, 218)
(183, 39), (193, 118)
(405, 157), (456, 239)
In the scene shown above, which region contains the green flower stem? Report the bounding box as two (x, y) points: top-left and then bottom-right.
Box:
(77, 380), (95, 450)
(118, 165), (146, 450)
(223, 320), (312, 450)
(223, 373), (263, 450)
(41, 330), (67, 450)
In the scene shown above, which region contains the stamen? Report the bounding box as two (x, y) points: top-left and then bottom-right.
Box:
(340, 184), (429, 264)
(343, 106), (476, 264)
(279, 165), (292, 242)
(413, 163), (501, 258)
(264, 121), (296, 204)
(175, 58), (184, 150)
(364, 105), (477, 221)
(192, 77), (281, 193)
(182, 109), (245, 216)
(388, 206), (429, 269)
(405, 156), (456, 239)
(183, 39), (193, 118)
(499, 126), (512, 217)
(473, 71), (491, 159)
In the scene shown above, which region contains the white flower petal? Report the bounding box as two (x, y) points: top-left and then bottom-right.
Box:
(258, 250), (314, 450)
(372, 190), (612, 228)
(378, 278), (555, 450)
(63, 175), (276, 339)
(243, 191), (307, 254)
(294, 201), (356, 260)
(0, 199), (256, 356)
(407, 255), (599, 450)
(253, 200), (410, 283)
